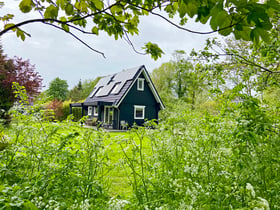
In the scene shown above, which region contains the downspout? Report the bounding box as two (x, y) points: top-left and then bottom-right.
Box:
(115, 107), (120, 130)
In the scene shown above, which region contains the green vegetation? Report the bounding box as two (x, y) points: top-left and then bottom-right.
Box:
(0, 1), (279, 208)
(0, 82), (279, 209)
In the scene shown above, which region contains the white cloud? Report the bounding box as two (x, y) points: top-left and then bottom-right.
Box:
(1, 0), (222, 90)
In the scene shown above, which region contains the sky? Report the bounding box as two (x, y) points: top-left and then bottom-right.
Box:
(1, 0), (220, 90)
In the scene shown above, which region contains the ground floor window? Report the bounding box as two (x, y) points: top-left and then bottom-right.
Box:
(94, 106), (98, 116)
(88, 106), (92, 116)
(134, 105), (145, 119)
(104, 106), (114, 124)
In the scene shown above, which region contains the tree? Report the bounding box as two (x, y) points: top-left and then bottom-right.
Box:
(1, 0), (279, 59)
(9, 57), (42, 100)
(151, 62), (176, 104)
(0, 45), (14, 112)
(47, 77), (69, 101)
(0, 46), (42, 111)
(151, 50), (207, 108)
(68, 80), (83, 102)
(80, 77), (102, 99)
(190, 17), (280, 96)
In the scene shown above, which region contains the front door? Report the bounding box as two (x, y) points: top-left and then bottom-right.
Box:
(104, 106), (114, 125)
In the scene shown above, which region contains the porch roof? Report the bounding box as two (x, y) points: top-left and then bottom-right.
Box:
(83, 101), (113, 106)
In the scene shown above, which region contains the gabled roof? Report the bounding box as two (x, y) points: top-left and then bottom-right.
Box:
(84, 65), (165, 109)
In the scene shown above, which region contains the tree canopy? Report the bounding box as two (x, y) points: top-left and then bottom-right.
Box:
(0, 45), (42, 112)
(47, 77), (69, 101)
(1, 0), (279, 59)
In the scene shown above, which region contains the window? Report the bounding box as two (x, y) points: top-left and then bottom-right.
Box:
(111, 82), (121, 94)
(137, 78), (144, 91)
(93, 106), (98, 116)
(134, 105), (145, 119)
(88, 106), (92, 116)
(104, 106), (114, 124)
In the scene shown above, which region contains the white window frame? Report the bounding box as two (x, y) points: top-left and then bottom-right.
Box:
(93, 106), (98, 116)
(137, 78), (145, 91)
(134, 105), (145, 119)
(88, 106), (92, 116)
(104, 106), (114, 124)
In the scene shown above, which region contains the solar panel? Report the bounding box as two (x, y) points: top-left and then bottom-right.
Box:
(89, 88), (97, 98)
(90, 66), (142, 97)
(96, 82), (115, 96)
(94, 86), (104, 97)
(95, 76), (111, 87)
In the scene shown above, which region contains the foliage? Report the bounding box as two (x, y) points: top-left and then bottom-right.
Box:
(68, 77), (101, 102)
(0, 45), (42, 113)
(190, 15), (280, 96)
(47, 77), (69, 101)
(1, 0), (279, 58)
(62, 100), (83, 122)
(0, 86), (110, 209)
(115, 98), (280, 209)
(151, 51), (208, 108)
(68, 80), (83, 102)
(46, 99), (64, 121)
(0, 81), (280, 208)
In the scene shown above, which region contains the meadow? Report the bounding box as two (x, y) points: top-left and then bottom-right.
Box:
(0, 97), (279, 209)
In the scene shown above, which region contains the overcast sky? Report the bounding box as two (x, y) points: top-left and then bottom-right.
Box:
(1, 0), (220, 90)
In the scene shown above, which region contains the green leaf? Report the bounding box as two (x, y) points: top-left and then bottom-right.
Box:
(250, 28), (259, 44)
(1, 14), (14, 21)
(44, 5), (59, 19)
(79, 1), (89, 13)
(267, 0), (280, 10)
(19, 0), (33, 13)
(16, 29), (25, 41)
(210, 10), (229, 31)
(61, 24), (69, 32)
(4, 23), (15, 31)
(179, 0), (197, 18)
(110, 5), (123, 15)
(65, 3), (74, 15)
(234, 27), (251, 41)
(91, 26), (99, 35)
(255, 28), (270, 42)
(56, 0), (66, 8)
(178, 1), (188, 18)
(143, 42), (164, 60)
(92, 0), (104, 10)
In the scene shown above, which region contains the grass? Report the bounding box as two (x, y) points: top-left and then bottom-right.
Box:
(104, 131), (152, 198)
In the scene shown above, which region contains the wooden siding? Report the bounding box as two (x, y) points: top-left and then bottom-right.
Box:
(119, 73), (159, 127)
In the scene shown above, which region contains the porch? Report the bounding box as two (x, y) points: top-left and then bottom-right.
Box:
(69, 102), (124, 130)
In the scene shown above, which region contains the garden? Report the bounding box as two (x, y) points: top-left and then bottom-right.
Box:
(0, 85), (279, 209)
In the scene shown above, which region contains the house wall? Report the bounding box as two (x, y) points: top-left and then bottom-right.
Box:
(118, 73), (160, 127)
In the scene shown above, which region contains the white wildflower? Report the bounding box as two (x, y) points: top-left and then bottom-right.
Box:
(246, 183), (255, 198)
(253, 197), (270, 210)
(108, 197), (130, 210)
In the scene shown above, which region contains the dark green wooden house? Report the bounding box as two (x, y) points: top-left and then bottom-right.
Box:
(70, 65), (165, 129)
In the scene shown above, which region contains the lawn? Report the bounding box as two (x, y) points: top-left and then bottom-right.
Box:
(104, 130), (152, 198)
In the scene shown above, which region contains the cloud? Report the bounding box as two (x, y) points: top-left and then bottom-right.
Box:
(1, 0), (221, 90)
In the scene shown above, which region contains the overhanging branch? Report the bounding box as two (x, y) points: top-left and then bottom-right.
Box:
(43, 22), (106, 58)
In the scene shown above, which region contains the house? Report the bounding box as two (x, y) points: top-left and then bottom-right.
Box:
(70, 65), (165, 129)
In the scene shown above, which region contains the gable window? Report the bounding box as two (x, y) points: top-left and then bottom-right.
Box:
(134, 105), (145, 119)
(137, 78), (144, 91)
(93, 106), (98, 116)
(88, 106), (92, 116)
